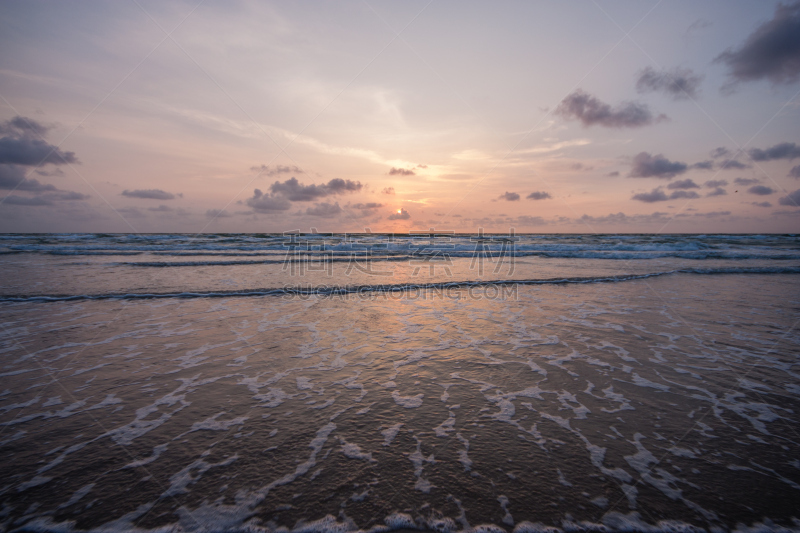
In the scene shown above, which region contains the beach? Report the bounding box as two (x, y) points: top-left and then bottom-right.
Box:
(0, 233), (799, 532)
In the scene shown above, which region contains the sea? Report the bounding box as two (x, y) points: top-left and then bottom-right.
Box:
(0, 233), (798, 533)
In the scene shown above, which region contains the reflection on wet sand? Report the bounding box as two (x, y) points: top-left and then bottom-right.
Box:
(1, 274), (799, 532)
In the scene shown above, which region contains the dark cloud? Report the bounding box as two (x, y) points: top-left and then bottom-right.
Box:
(499, 191), (520, 201)
(122, 189), (178, 200)
(686, 19), (712, 36)
(388, 208), (411, 220)
(751, 201), (772, 207)
(388, 168), (415, 176)
(734, 177), (761, 185)
(0, 164), (57, 192)
(148, 205), (174, 212)
(691, 211), (731, 218)
(269, 177), (362, 201)
(578, 212), (671, 225)
(245, 188), (291, 212)
(513, 215), (548, 226)
(46, 191), (89, 201)
(790, 165), (800, 178)
(0, 134), (78, 166)
(635, 66), (703, 100)
(250, 164), (303, 176)
(748, 142), (800, 161)
(416, 164), (428, 169)
(718, 159), (749, 170)
(527, 191), (552, 200)
(382, 187), (395, 195)
(667, 179), (700, 189)
(629, 152), (688, 179)
(778, 188), (800, 206)
(632, 187), (699, 202)
(747, 185), (775, 195)
(2, 195), (53, 206)
(704, 179), (728, 188)
(556, 90), (659, 128)
(710, 147), (730, 159)
(306, 202), (342, 218)
(206, 209), (232, 218)
(692, 160), (714, 170)
(0, 116), (50, 138)
(0, 116), (78, 174)
(715, 2), (800, 86)
(606, 171), (620, 177)
(706, 187), (727, 197)
(351, 202), (383, 210)
(669, 190), (701, 200)
(632, 188), (668, 203)
(117, 207), (146, 218)
(35, 168), (64, 177)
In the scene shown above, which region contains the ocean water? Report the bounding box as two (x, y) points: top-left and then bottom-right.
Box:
(0, 233), (799, 532)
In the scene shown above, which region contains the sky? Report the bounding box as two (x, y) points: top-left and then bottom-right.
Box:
(1, 1), (799, 233)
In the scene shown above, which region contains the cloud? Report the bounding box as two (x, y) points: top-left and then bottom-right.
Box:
(148, 205), (174, 212)
(206, 209), (232, 218)
(715, 2), (800, 86)
(606, 171), (620, 177)
(710, 147), (730, 159)
(0, 117), (78, 198)
(0, 164), (57, 192)
(748, 142), (800, 161)
(635, 66), (703, 100)
(513, 215), (548, 226)
(0, 133), (78, 166)
(704, 179), (728, 188)
(388, 208), (411, 220)
(499, 191), (520, 201)
(388, 167), (415, 176)
(122, 189), (178, 200)
(669, 190), (701, 199)
(778, 188), (800, 206)
(306, 202), (342, 217)
(250, 164), (303, 176)
(578, 211), (671, 225)
(245, 188), (291, 212)
(46, 191), (89, 201)
(629, 152), (688, 179)
(747, 185), (775, 195)
(2, 195), (54, 206)
(790, 165), (800, 178)
(0, 116), (50, 138)
(632, 187), (699, 202)
(269, 177), (362, 201)
(382, 187), (395, 195)
(526, 191), (552, 200)
(632, 188), (668, 203)
(706, 187), (727, 197)
(351, 202), (383, 209)
(667, 179), (700, 189)
(734, 177), (760, 185)
(718, 159), (749, 170)
(751, 201), (772, 207)
(692, 160), (714, 170)
(686, 19), (712, 36)
(556, 90), (660, 128)
(117, 207), (146, 218)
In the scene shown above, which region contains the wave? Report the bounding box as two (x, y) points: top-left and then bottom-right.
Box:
(104, 251), (800, 266)
(3, 266), (798, 302)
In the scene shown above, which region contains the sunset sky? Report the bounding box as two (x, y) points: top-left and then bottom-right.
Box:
(1, 1), (799, 233)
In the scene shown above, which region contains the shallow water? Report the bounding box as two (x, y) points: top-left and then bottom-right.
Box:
(1, 271), (799, 532)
